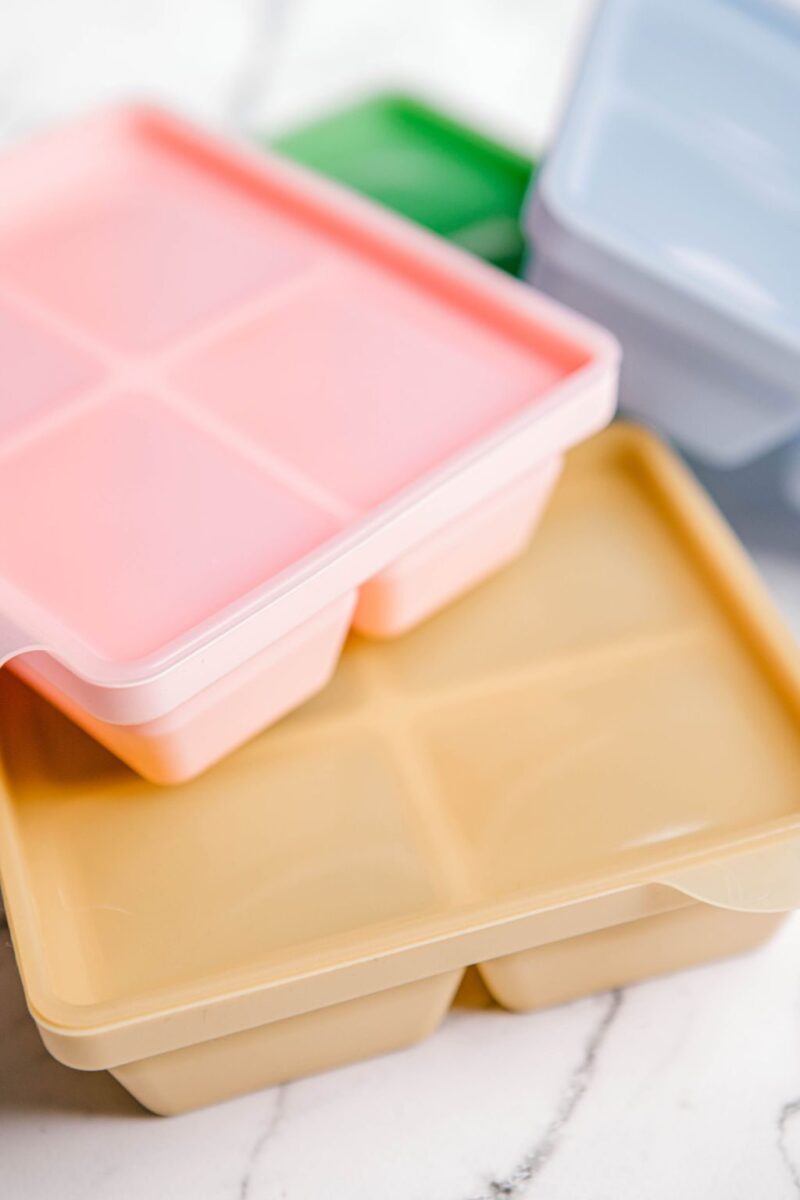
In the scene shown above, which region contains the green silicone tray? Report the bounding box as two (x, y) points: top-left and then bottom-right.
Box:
(272, 93), (536, 276)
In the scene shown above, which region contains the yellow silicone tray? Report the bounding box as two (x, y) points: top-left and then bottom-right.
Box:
(2, 424), (800, 1115)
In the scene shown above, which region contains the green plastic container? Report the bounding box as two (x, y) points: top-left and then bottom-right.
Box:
(272, 93), (536, 276)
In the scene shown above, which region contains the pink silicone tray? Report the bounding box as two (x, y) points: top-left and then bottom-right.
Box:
(0, 106), (618, 781)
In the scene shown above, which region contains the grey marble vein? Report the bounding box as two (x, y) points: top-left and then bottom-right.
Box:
(238, 1083), (289, 1200)
(467, 990), (624, 1200)
(778, 1097), (800, 1196)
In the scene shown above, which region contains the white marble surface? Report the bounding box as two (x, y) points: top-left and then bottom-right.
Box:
(0, 0), (595, 152)
(3, 2), (800, 1197)
(4, 915), (800, 1200)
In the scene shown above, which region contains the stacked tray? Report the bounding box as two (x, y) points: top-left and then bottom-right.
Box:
(2, 426), (800, 1114)
(0, 104), (616, 783)
(527, 0), (800, 472)
(273, 92), (536, 276)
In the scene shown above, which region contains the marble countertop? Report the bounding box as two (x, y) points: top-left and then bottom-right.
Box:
(4, 912), (800, 1200)
(3, 2), (800, 1197)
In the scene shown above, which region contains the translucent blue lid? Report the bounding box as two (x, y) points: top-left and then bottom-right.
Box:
(539, 0), (800, 353)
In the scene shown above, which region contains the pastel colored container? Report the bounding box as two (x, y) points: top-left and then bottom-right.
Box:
(3, 425), (800, 1116)
(273, 92), (536, 276)
(527, 0), (800, 468)
(0, 104), (618, 783)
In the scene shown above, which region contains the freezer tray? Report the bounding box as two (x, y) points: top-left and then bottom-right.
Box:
(527, 0), (800, 466)
(4, 425), (798, 1115)
(273, 92), (536, 276)
(0, 103), (616, 781)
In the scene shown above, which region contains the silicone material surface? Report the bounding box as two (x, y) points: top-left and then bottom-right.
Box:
(0, 103), (617, 766)
(3, 426), (799, 1112)
(13, 459), (561, 783)
(273, 92), (536, 276)
(528, 0), (800, 466)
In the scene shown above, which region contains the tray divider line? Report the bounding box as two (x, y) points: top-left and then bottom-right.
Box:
(0, 256), (338, 380)
(151, 381), (359, 525)
(144, 256), (339, 374)
(0, 281), (125, 370)
(0, 375), (124, 463)
(355, 650), (477, 906)
(377, 707), (477, 908)
(395, 624), (708, 718)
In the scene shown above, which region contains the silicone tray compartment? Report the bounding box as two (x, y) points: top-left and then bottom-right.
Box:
(0, 104), (617, 782)
(273, 92), (536, 276)
(527, 0), (800, 467)
(21, 459), (561, 784)
(3, 426), (800, 1114)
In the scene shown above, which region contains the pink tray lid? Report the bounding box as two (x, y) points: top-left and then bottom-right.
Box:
(0, 106), (619, 723)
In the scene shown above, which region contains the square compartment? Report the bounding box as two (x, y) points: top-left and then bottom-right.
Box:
(0, 130), (324, 353)
(173, 269), (574, 511)
(0, 393), (339, 661)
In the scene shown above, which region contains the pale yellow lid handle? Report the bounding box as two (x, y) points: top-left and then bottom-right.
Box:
(658, 838), (800, 913)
